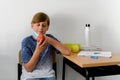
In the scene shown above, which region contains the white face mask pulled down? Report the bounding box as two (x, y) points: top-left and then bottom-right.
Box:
(32, 31), (38, 39)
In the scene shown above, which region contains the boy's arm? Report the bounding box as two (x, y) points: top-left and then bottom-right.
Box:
(45, 36), (71, 56)
(24, 40), (47, 72)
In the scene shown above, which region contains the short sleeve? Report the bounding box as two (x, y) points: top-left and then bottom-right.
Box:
(21, 37), (33, 64)
(21, 46), (32, 64)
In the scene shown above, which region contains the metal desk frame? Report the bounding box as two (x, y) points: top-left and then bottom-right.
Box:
(62, 57), (120, 80)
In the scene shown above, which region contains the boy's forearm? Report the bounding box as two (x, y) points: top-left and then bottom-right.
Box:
(24, 47), (43, 72)
(45, 36), (71, 55)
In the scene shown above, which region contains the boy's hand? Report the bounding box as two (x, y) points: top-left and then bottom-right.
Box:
(36, 34), (47, 51)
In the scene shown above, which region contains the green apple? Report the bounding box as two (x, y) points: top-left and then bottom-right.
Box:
(65, 43), (80, 53)
(71, 44), (80, 53)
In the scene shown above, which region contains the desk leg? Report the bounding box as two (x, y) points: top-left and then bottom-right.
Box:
(86, 77), (94, 80)
(62, 57), (65, 80)
(85, 69), (90, 80)
(86, 76), (90, 80)
(92, 77), (95, 80)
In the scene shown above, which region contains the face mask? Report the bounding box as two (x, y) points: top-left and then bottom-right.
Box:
(33, 31), (38, 39)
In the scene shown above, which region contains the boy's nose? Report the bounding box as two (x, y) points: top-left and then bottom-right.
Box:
(39, 26), (43, 29)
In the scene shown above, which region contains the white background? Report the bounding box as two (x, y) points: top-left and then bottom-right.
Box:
(0, 0), (120, 80)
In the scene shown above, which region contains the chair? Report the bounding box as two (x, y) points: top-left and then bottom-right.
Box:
(18, 50), (57, 80)
(18, 50), (22, 80)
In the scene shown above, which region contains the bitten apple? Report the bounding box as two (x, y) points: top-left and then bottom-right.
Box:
(36, 34), (45, 44)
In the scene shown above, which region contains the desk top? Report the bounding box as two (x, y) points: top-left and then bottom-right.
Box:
(62, 53), (120, 68)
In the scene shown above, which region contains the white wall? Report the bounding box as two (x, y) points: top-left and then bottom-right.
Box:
(0, 0), (120, 80)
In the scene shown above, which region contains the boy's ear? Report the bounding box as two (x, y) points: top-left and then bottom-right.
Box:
(47, 27), (49, 31)
(31, 24), (33, 28)
(46, 26), (49, 31)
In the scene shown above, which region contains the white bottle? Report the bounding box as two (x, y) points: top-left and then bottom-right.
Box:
(85, 24), (91, 47)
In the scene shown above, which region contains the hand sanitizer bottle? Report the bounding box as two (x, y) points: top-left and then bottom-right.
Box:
(85, 24), (91, 47)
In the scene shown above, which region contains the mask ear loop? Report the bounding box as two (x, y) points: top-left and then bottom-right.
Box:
(33, 31), (38, 39)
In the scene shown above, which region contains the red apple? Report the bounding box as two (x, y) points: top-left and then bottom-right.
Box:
(36, 34), (45, 44)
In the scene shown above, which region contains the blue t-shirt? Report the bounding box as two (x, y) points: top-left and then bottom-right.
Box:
(21, 34), (60, 80)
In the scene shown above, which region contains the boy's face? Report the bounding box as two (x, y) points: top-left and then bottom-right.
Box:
(31, 21), (49, 35)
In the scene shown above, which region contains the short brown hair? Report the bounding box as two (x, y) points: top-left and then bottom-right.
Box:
(31, 12), (50, 26)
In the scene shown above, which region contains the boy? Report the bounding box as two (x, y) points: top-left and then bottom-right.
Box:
(21, 12), (71, 80)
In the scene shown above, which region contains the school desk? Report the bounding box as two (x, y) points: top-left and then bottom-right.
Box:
(62, 53), (120, 80)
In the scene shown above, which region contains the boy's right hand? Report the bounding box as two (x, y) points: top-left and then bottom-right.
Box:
(36, 34), (47, 52)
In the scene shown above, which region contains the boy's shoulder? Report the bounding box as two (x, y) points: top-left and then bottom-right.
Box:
(46, 34), (59, 41)
(22, 35), (33, 43)
(46, 34), (54, 37)
(46, 34), (57, 39)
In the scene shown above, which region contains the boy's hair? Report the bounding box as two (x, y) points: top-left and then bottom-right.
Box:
(31, 12), (50, 26)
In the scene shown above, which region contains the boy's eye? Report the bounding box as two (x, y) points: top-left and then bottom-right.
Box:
(35, 23), (47, 27)
(37, 24), (40, 26)
(42, 24), (47, 27)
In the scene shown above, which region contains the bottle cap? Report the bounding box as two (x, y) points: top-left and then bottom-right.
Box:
(88, 24), (90, 27)
(86, 24), (90, 27)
